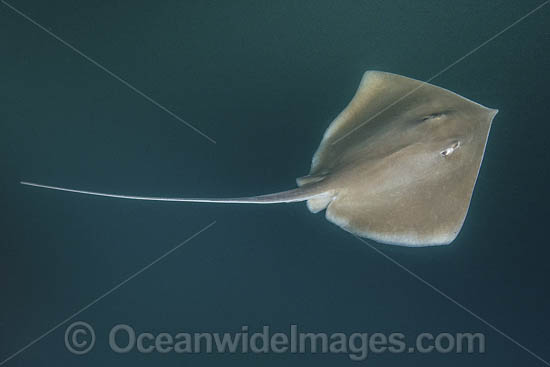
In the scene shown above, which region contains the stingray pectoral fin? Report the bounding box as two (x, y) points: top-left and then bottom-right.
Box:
(19, 181), (328, 204)
(325, 178), (470, 246)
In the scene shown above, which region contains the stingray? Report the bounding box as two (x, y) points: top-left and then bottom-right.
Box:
(21, 71), (497, 246)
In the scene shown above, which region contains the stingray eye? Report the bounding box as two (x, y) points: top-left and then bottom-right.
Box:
(441, 141), (460, 157)
(421, 112), (445, 122)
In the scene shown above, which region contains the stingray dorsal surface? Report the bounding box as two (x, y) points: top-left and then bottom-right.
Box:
(299, 71), (497, 246)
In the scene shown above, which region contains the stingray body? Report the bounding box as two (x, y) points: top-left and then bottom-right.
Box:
(22, 71), (497, 246)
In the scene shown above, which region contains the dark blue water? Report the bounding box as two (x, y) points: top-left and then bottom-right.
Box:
(2, 1), (549, 366)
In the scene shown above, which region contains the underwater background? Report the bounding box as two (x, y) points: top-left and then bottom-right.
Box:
(1, 0), (549, 366)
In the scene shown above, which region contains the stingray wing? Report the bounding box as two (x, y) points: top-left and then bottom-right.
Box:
(307, 71), (497, 246)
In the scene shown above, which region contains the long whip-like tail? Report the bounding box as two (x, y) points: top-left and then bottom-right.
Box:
(20, 181), (326, 204)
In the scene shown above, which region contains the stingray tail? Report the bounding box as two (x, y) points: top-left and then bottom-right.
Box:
(19, 181), (327, 204)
